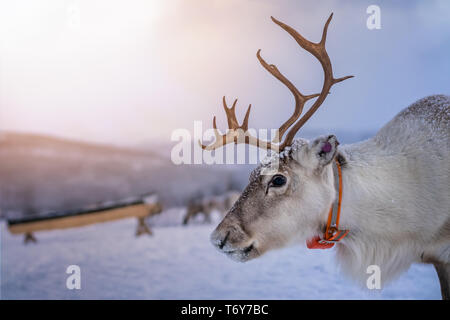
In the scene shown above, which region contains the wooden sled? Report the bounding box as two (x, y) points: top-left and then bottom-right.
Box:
(7, 194), (162, 244)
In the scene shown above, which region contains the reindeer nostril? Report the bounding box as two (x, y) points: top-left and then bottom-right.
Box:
(243, 243), (254, 254)
(218, 231), (230, 250)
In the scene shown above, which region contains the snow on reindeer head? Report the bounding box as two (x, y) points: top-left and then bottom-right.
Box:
(200, 14), (352, 261)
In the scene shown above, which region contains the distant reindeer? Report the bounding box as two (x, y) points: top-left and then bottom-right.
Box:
(183, 191), (240, 225)
(183, 198), (210, 225)
(202, 14), (450, 299)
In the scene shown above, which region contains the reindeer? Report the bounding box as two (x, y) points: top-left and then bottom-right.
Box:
(183, 191), (241, 225)
(201, 14), (450, 299)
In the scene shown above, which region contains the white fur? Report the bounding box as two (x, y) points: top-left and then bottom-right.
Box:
(332, 95), (450, 284)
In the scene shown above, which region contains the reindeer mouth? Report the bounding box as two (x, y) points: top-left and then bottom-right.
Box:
(210, 227), (259, 262)
(222, 243), (258, 262)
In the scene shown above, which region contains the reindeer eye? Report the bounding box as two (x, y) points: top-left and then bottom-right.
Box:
(270, 175), (287, 187)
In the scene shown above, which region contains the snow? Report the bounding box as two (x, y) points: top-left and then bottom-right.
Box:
(0, 213), (441, 300)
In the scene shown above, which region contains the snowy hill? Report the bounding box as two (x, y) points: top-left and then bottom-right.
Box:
(0, 131), (247, 220)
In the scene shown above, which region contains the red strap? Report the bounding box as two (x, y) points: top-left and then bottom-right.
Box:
(307, 159), (349, 250)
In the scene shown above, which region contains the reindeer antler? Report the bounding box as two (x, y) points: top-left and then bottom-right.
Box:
(200, 96), (274, 151)
(200, 13), (353, 152)
(256, 49), (320, 144)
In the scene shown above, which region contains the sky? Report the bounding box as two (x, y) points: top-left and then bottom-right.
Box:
(0, 0), (449, 147)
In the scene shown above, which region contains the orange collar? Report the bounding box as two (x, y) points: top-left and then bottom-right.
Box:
(307, 159), (349, 249)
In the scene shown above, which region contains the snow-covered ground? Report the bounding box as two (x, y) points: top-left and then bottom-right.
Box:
(0, 212), (441, 300)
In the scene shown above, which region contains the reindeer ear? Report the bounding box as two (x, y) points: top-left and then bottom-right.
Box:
(310, 135), (339, 168)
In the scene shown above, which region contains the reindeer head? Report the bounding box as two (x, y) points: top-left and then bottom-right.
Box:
(201, 14), (352, 261)
(211, 135), (341, 261)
